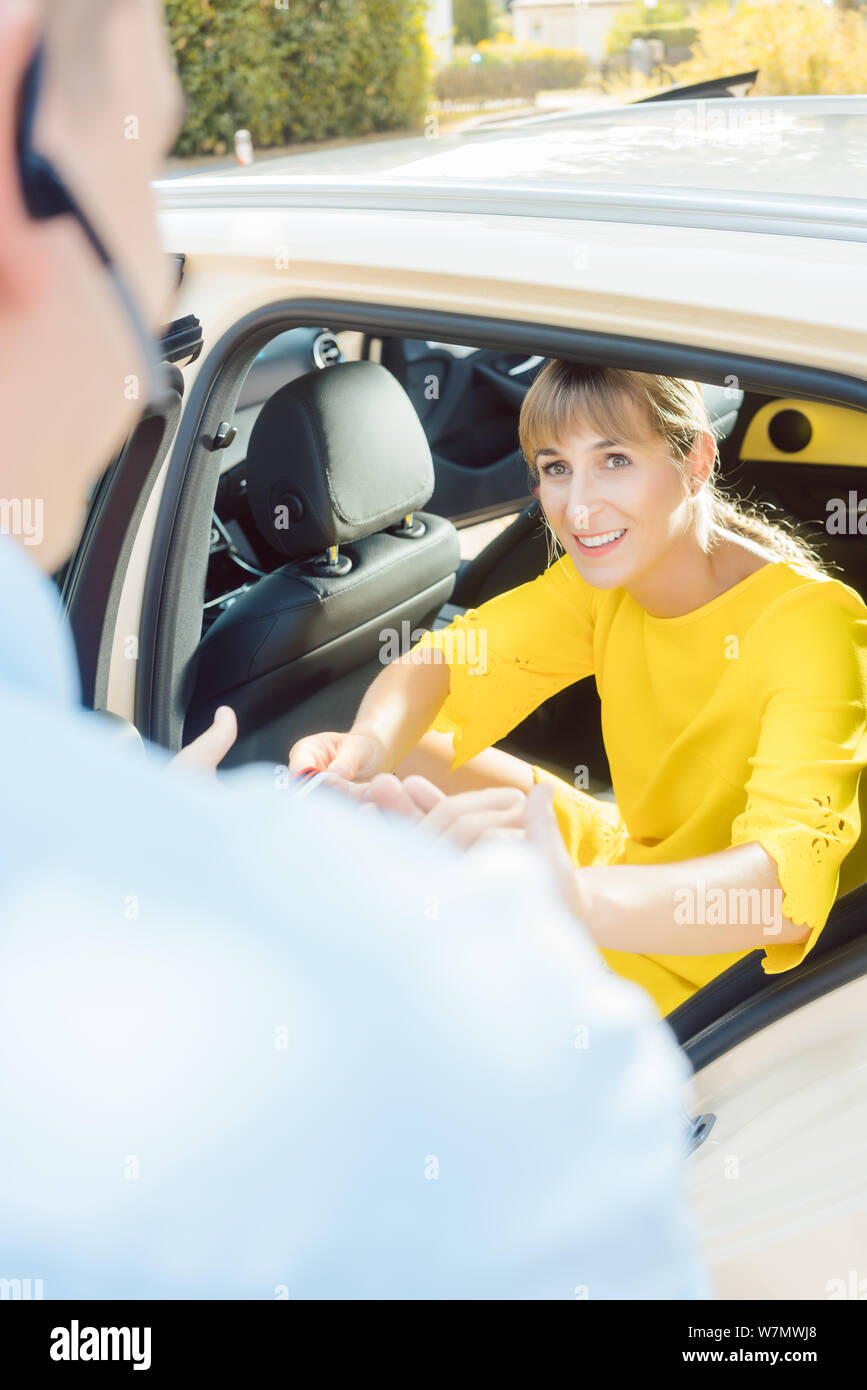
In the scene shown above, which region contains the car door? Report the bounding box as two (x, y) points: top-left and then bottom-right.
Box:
(58, 310), (203, 715)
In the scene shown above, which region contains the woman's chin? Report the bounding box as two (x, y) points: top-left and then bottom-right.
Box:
(565, 538), (633, 588)
(578, 567), (627, 590)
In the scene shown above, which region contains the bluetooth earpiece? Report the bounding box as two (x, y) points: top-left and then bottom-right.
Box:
(15, 41), (172, 409)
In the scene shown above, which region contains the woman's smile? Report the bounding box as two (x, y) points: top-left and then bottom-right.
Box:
(573, 527), (628, 556)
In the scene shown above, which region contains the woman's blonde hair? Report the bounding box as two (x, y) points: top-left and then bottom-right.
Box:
(519, 360), (829, 576)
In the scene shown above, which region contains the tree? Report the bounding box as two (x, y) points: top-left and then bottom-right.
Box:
(454, 0), (494, 44)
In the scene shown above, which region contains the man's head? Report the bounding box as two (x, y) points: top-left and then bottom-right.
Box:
(0, 0), (184, 571)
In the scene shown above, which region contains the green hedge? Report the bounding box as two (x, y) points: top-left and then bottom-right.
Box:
(454, 0), (495, 44)
(435, 48), (591, 101)
(166, 0), (431, 156)
(605, 1), (696, 57)
(613, 21), (700, 50)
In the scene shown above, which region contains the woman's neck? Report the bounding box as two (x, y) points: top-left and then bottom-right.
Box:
(625, 529), (773, 619)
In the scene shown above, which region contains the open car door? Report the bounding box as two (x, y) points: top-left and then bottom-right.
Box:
(58, 305), (203, 716)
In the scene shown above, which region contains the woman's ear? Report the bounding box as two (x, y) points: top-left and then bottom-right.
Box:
(688, 429), (717, 490)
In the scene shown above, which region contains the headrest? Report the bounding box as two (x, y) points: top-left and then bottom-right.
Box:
(700, 381), (744, 440)
(246, 360), (435, 559)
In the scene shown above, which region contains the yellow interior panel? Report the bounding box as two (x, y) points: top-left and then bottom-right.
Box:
(740, 399), (867, 467)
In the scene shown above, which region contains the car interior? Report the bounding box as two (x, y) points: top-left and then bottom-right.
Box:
(185, 328), (867, 767)
(63, 318), (867, 1056)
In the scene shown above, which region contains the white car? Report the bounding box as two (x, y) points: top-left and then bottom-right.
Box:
(62, 93), (867, 1300)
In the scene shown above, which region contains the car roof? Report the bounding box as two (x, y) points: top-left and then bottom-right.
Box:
(156, 97), (867, 245)
(392, 95), (867, 203)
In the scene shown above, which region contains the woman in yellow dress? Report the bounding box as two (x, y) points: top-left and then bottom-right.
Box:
(290, 362), (867, 1018)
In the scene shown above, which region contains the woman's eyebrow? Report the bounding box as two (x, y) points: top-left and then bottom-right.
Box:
(535, 439), (618, 459)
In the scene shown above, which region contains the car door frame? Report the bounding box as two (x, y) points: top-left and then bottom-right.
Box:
(129, 299), (867, 752)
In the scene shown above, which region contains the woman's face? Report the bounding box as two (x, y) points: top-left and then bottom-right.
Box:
(535, 413), (694, 591)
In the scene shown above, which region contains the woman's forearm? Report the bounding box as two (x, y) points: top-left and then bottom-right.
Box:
(350, 653), (451, 771)
(576, 841), (811, 955)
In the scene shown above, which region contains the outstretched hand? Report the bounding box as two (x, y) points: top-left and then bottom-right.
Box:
(355, 772), (588, 921)
(288, 730), (387, 782)
(523, 782), (587, 919)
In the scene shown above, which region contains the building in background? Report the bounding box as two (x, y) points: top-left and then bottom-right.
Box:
(427, 0), (455, 65)
(511, 0), (635, 65)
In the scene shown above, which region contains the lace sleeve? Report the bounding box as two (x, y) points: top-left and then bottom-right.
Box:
(731, 584), (867, 973)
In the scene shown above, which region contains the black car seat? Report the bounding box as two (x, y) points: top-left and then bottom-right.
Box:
(184, 360), (460, 765)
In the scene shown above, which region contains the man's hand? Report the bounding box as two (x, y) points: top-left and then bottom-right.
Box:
(171, 706), (238, 776)
(360, 774), (525, 848)
(409, 783), (527, 848)
(523, 782), (588, 920)
(359, 773), (589, 922)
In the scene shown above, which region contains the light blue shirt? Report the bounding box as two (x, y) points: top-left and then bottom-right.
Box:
(0, 535), (710, 1299)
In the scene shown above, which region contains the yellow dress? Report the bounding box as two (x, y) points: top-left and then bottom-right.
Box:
(410, 555), (867, 1017)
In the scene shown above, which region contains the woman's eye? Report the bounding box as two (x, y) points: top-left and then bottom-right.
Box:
(540, 461), (567, 476)
(604, 454), (631, 469)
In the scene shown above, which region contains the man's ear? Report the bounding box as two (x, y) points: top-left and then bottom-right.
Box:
(0, 1), (48, 310)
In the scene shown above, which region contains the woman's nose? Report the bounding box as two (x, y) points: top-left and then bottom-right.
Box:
(566, 488), (599, 533)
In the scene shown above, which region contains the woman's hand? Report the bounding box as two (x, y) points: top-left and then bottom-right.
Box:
(288, 729), (388, 782)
